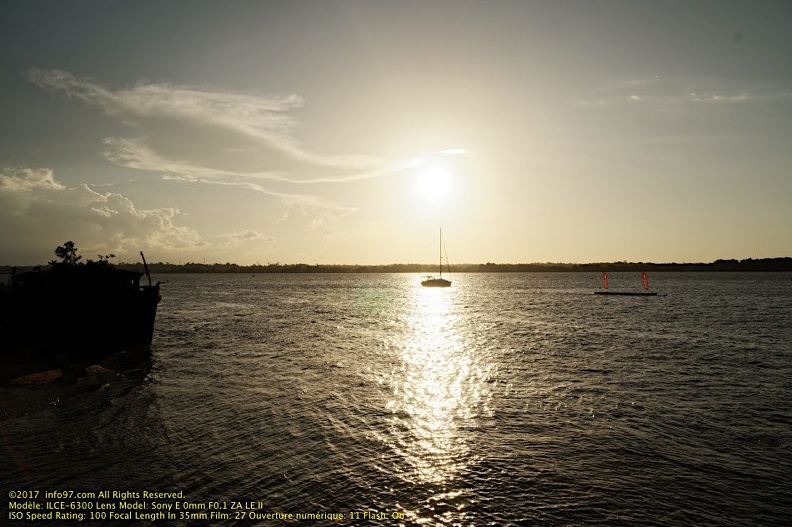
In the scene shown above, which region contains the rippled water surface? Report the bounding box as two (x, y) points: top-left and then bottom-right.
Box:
(2, 272), (791, 526)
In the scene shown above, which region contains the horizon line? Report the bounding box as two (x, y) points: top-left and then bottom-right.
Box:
(2, 257), (791, 269)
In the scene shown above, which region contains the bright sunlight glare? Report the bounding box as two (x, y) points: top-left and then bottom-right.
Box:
(415, 161), (452, 202)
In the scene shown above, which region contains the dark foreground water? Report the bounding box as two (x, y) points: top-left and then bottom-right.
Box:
(2, 272), (791, 526)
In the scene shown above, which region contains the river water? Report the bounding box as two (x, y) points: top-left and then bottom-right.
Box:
(2, 272), (791, 526)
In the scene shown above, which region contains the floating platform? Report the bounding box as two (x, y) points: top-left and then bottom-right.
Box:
(594, 291), (657, 296)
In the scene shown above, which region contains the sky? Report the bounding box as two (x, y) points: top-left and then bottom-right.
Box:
(1, 0), (791, 266)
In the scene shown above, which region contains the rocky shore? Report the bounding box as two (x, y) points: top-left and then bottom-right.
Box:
(0, 347), (152, 420)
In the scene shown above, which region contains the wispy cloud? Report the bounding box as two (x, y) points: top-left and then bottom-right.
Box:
(686, 91), (754, 103)
(28, 68), (380, 170)
(101, 136), (399, 186)
(102, 136), (290, 185)
(101, 136), (359, 227)
(161, 169), (359, 232)
(28, 69), (393, 235)
(574, 75), (792, 107)
(219, 229), (274, 249)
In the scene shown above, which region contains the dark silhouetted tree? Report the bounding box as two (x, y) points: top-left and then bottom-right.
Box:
(50, 241), (82, 265)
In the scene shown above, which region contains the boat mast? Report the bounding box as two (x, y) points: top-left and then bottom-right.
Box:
(439, 228), (443, 278)
(140, 251), (152, 287)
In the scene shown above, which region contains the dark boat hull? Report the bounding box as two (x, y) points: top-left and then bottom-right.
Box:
(1, 266), (160, 382)
(2, 284), (160, 349)
(422, 278), (451, 287)
(0, 286), (159, 383)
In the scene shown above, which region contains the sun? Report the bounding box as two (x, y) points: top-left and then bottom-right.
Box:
(405, 148), (465, 203)
(415, 160), (452, 202)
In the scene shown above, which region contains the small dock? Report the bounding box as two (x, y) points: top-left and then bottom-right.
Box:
(594, 291), (657, 296)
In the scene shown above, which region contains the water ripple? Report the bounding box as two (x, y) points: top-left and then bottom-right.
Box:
(2, 272), (791, 526)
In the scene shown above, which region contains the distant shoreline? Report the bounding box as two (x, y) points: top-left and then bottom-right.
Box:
(2, 257), (791, 274)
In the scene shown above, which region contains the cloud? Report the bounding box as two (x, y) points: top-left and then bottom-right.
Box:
(0, 167), (64, 192)
(28, 68), (380, 170)
(575, 75), (792, 108)
(102, 136), (303, 185)
(0, 167), (206, 263)
(218, 229), (274, 249)
(686, 91), (753, 103)
(151, 161), (359, 229)
(28, 69), (391, 235)
(103, 136), (415, 187)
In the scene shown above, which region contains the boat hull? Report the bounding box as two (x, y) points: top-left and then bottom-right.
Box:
(421, 278), (451, 287)
(1, 266), (161, 382)
(2, 284), (160, 349)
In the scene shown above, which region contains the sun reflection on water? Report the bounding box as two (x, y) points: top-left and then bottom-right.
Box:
(382, 282), (490, 486)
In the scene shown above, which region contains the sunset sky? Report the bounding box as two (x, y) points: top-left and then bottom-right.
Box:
(1, 1), (791, 265)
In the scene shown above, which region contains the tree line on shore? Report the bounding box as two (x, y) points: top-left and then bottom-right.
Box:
(3, 257), (791, 275)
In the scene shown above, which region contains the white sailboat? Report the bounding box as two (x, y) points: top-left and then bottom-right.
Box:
(421, 228), (451, 287)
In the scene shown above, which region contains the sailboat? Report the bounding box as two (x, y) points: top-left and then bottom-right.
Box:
(594, 271), (657, 296)
(421, 229), (452, 287)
